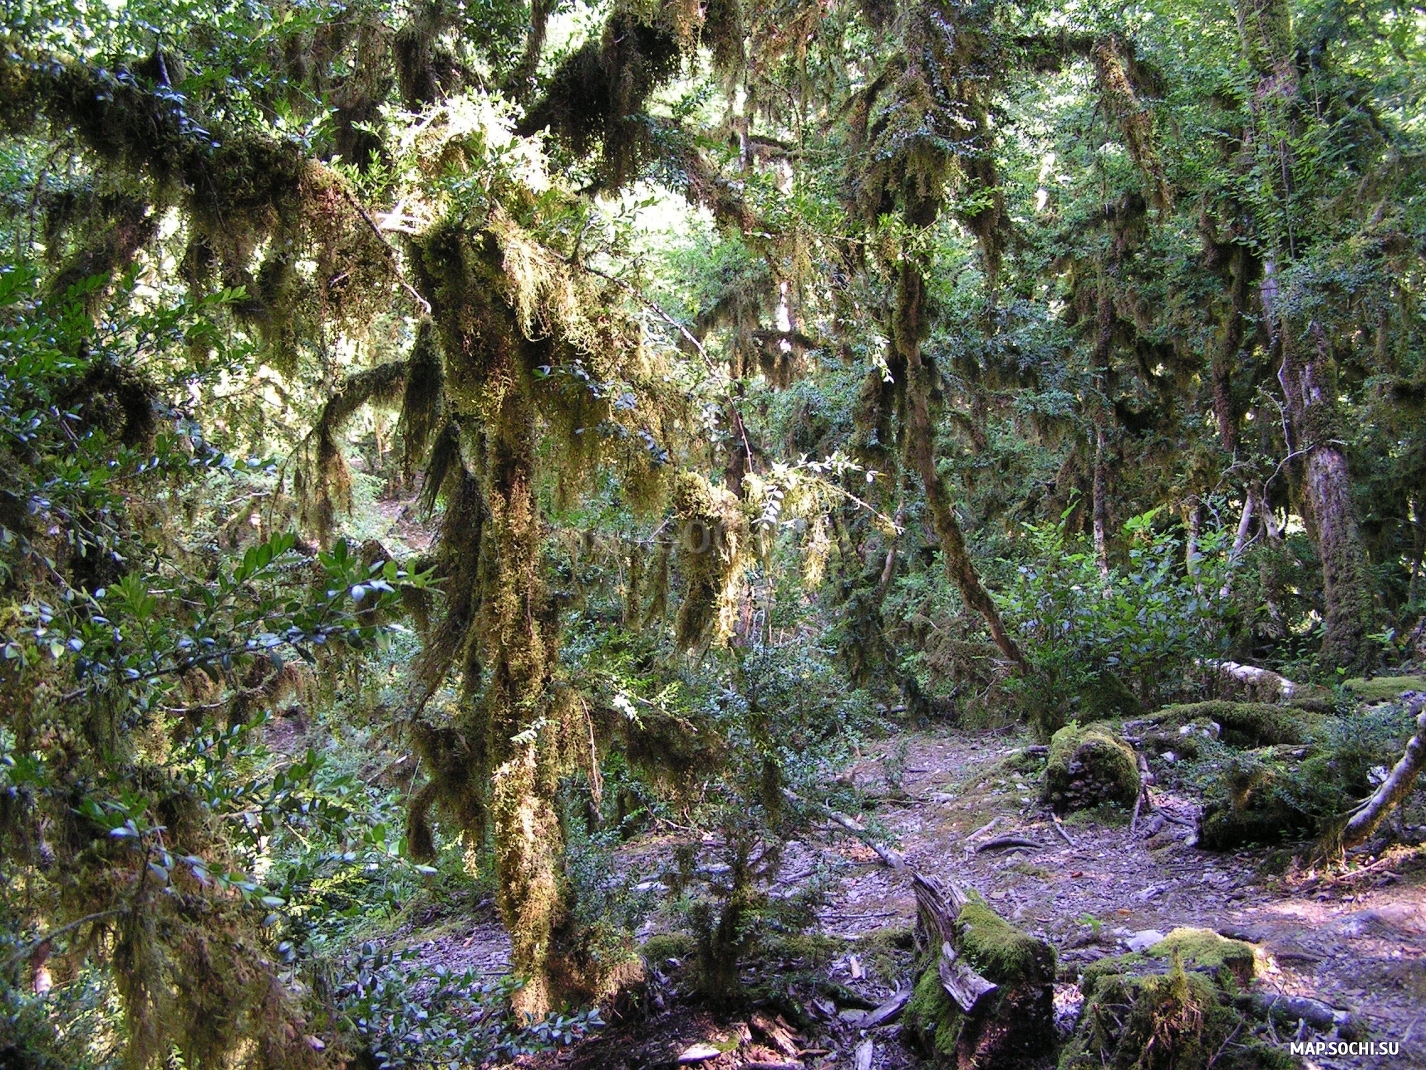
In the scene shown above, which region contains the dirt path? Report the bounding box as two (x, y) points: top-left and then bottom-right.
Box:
(814, 728), (1426, 1068)
(422, 725), (1425, 1069)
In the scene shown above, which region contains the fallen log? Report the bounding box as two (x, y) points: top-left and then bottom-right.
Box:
(1201, 659), (1298, 701)
(1244, 993), (1361, 1039)
(1335, 693), (1426, 852)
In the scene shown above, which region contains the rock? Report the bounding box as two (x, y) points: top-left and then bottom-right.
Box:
(1125, 929), (1166, 952)
(1042, 724), (1140, 813)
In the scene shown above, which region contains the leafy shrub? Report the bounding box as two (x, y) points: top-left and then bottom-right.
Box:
(999, 508), (1238, 737)
(334, 944), (601, 1069)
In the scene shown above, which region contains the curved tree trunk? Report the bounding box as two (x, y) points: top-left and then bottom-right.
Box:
(896, 263), (1023, 666)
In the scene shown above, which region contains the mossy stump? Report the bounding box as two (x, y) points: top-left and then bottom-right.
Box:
(1042, 724), (1140, 814)
(904, 875), (1056, 1069)
(1061, 929), (1294, 1070)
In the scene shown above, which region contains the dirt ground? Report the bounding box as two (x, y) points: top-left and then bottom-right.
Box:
(405, 725), (1426, 1070)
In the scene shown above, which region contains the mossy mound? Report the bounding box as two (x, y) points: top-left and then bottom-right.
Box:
(1197, 761), (1317, 851)
(1082, 669), (1145, 721)
(1343, 674), (1426, 703)
(1061, 953), (1296, 1070)
(1042, 724), (1140, 813)
(1081, 928), (1258, 992)
(904, 895), (1056, 1069)
(1154, 701), (1313, 747)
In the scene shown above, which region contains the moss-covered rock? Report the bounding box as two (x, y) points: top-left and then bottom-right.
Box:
(1081, 928), (1258, 992)
(1154, 701), (1313, 747)
(904, 893), (1056, 1069)
(1061, 953), (1296, 1070)
(1343, 674), (1426, 703)
(1042, 724), (1140, 813)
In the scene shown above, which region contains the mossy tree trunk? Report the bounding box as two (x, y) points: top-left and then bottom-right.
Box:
(1238, 0), (1376, 672)
(480, 387), (566, 1021)
(895, 261), (1023, 667)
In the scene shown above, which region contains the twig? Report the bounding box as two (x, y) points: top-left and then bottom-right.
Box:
(1051, 814), (1075, 847)
(964, 816), (1000, 843)
(339, 186), (433, 316)
(785, 789), (904, 870)
(1, 909), (124, 971)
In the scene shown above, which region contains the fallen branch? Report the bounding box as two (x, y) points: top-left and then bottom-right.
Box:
(976, 836), (1041, 853)
(1335, 693), (1426, 852)
(856, 988), (911, 1029)
(1051, 814), (1075, 846)
(785, 789), (904, 870)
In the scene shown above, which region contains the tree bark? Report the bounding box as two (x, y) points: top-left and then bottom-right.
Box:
(1277, 321), (1376, 670)
(1239, 0), (1376, 671)
(896, 263), (1023, 666)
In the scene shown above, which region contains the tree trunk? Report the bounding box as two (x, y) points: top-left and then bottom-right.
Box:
(1093, 427), (1111, 581)
(1239, 0), (1376, 671)
(481, 390), (565, 1021)
(1210, 246), (1247, 455)
(896, 263), (1023, 666)
(1277, 321), (1376, 670)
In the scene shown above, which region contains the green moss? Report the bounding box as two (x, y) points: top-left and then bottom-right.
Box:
(640, 932), (696, 964)
(1062, 958), (1294, 1070)
(1080, 669), (1144, 721)
(1343, 675), (1426, 703)
(1081, 928), (1257, 994)
(1154, 701), (1312, 746)
(1043, 724), (1140, 813)
(1150, 928), (1257, 986)
(905, 895), (1056, 1067)
(1197, 756), (1320, 850)
(958, 899), (1057, 982)
(856, 924), (915, 981)
(906, 962), (966, 1056)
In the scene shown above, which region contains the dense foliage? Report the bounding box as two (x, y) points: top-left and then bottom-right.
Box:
(0, 0), (1422, 1063)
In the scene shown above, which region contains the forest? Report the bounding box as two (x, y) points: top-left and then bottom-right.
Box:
(1, 0), (1425, 1065)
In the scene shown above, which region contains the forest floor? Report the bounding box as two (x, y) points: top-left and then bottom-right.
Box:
(379, 724), (1426, 1070)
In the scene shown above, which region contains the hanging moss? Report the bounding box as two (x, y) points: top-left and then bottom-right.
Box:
(671, 471), (749, 651)
(399, 318), (446, 477)
(293, 358), (409, 544)
(518, 4), (685, 187)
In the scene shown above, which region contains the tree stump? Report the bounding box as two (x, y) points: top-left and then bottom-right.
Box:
(903, 873), (1056, 1069)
